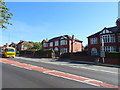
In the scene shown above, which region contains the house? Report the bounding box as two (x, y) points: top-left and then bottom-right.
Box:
(87, 19), (120, 56)
(17, 40), (34, 51)
(42, 35), (83, 56)
(0, 43), (9, 53)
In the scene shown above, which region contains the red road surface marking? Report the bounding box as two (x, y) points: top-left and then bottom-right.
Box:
(0, 58), (119, 89)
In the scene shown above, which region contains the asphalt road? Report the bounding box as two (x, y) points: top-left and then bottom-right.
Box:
(2, 57), (119, 89)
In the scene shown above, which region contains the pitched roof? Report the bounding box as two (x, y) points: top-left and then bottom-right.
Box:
(87, 26), (120, 38)
(42, 35), (82, 43)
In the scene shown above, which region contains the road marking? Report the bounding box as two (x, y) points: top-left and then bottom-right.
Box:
(0, 58), (119, 89)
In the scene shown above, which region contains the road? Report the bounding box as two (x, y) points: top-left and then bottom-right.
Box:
(1, 57), (119, 89)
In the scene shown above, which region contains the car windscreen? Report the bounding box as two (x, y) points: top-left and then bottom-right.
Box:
(6, 49), (15, 52)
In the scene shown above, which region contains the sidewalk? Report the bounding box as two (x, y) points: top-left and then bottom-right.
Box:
(15, 56), (120, 68)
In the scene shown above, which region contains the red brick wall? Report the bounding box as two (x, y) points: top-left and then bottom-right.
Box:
(70, 55), (120, 65)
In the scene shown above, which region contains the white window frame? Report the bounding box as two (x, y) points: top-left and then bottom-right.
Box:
(101, 34), (115, 43)
(90, 38), (98, 44)
(60, 48), (68, 53)
(60, 40), (67, 45)
(43, 43), (48, 47)
(50, 42), (53, 47)
(55, 41), (59, 46)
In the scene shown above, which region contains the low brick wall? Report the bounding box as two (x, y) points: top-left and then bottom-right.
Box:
(70, 56), (120, 65)
(98, 58), (120, 64)
(70, 56), (98, 62)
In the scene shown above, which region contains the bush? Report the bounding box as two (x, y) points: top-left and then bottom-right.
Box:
(72, 51), (89, 56)
(35, 49), (54, 55)
(16, 51), (20, 54)
(19, 50), (35, 55)
(105, 52), (120, 59)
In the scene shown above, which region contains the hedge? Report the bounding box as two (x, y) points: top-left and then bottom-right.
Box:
(105, 52), (120, 59)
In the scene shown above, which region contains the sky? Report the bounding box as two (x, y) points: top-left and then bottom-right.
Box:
(1, 2), (118, 46)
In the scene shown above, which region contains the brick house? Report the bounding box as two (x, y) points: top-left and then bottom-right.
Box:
(87, 19), (120, 56)
(42, 35), (83, 56)
(17, 40), (34, 51)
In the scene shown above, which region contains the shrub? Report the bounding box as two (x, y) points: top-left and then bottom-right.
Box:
(105, 52), (120, 59)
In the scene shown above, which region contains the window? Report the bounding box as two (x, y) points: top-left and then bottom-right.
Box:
(100, 29), (112, 34)
(91, 48), (98, 56)
(60, 48), (68, 53)
(43, 43), (48, 47)
(55, 41), (58, 46)
(60, 40), (67, 45)
(90, 38), (97, 44)
(101, 34), (115, 43)
(54, 47), (58, 51)
(101, 46), (116, 52)
(50, 42), (53, 47)
(5, 49), (15, 52)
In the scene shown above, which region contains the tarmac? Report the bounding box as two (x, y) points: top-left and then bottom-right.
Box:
(15, 56), (120, 68)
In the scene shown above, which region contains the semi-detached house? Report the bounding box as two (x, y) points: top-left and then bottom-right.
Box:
(87, 19), (120, 56)
(42, 35), (83, 56)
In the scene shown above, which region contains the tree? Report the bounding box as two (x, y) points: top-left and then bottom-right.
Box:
(0, 0), (13, 29)
(30, 42), (42, 50)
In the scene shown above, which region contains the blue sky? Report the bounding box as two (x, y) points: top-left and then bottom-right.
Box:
(2, 2), (118, 46)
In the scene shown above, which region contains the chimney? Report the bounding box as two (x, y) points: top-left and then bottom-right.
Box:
(20, 40), (23, 42)
(72, 35), (74, 40)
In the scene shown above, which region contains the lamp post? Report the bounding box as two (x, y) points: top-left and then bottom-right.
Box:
(100, 36), (105, 63)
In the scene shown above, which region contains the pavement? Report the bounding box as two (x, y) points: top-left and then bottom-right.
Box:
(15, 56), (120, 68)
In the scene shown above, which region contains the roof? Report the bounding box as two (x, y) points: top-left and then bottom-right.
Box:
(87, 26), (120, 38)
(17, 40), (33, 47)
(42, 35), (82, 43)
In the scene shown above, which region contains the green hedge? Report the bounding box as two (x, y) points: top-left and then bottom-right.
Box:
(105, 52), (120, 59)
(72, 51), (89, 56)
(19, 50), (35, 55)
(60, 51), (89, 59)
(35, 49), (54, 55)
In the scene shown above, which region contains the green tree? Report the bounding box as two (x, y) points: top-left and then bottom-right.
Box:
(0, 0), (13, 29)
(31, 42), (42, 50)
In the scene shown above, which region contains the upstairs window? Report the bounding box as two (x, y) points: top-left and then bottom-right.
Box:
(60, 40), (67, 45)
(90, 38), (98, 44)
(55, 41), (59, 46)
(50, 42), (53, 47)
(101, 34), (115, 43)
(43, 43), (48, 47)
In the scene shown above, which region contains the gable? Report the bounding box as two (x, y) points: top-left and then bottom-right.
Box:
(100, 29), (112, 34)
